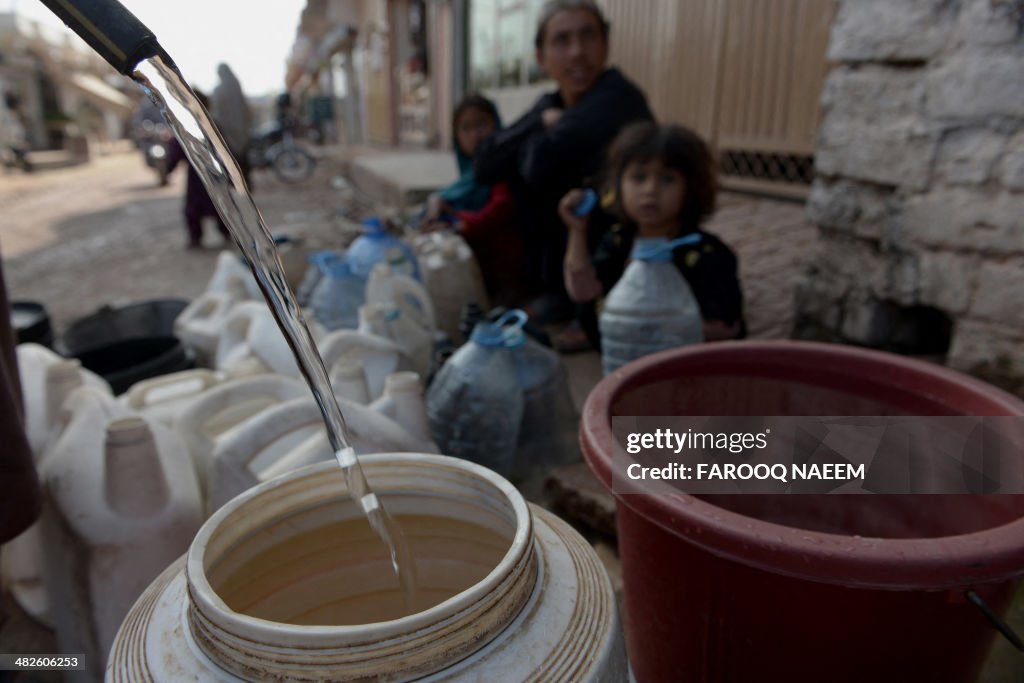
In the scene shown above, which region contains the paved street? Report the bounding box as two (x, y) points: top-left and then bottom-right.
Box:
(1, 150), (355, 333)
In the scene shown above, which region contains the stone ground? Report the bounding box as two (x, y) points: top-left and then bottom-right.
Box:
(1, 149), (1020, 680)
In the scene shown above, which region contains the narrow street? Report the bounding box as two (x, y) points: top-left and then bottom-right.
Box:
(1, 149), (353, 333)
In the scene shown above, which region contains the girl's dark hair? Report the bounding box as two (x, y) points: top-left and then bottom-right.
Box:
(604, 121), (718, 233)
(452, 93), (499, 137)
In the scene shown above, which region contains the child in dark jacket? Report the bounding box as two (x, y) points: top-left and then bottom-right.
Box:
(560, 121), (745, 345)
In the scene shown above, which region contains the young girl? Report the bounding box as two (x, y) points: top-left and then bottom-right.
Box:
(421, 94), (523, 306)
(560, 121), (745, 343)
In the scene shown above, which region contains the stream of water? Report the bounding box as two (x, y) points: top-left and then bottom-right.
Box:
(133, 54), (417, 611)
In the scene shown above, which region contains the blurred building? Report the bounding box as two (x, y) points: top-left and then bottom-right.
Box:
(0, 12), (135, 156)
(286, 0), (837, 195)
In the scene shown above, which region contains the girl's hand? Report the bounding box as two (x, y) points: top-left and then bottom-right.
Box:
(425, 194), (446, 221)
(558, 189), (590, 233)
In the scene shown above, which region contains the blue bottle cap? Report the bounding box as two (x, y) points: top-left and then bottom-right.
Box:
(573, 188), (598, 217)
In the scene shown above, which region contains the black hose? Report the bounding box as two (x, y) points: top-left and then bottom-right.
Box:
(37, 0), (161, 74)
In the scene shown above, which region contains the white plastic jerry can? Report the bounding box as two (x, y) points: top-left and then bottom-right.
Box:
(206, 249), (262, 300)
(207, 394), (439, 512)
(318, 328), (414, 402)
(173, 275), (249, 366)
(364, 262), (437, 334)
(414, 231), (490, 343)
(16, 343), (111, 459)
(215, 301), (325, 378)
(3, 346), (112, 627)
(119, 369), (226, 427)
(368, 371), (434, 447)
(39, 386), (202, 683)
(357, 302), (434, 380)
(173, 374), (310, 505)
(331, 359), (372, 404)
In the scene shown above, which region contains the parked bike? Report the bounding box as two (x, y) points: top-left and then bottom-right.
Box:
(247, 119), (316, 184)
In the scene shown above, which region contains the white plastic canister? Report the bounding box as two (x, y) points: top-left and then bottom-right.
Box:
(215, 301), (324, 378)
(358, 302), (434, 380)
(318, 328), (414, 402)
(16, 343), (111, 458)
(205, 250), (262, 300)
(414, 231), (489, 343)
(173, 276), (249, 366)
(40, 386), (203, 683)
(119, 369), (225, 427)
(3, 345), (111, 626)
(174, 374), (310, 504)
(368, 371), (434, 447)
(206, 397), (439, 512)
(108, 456), (628, 682)
(364, 262), (436, 334)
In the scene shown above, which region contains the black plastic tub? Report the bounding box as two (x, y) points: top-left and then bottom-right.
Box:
(73, 336), (194, 395)
(61, 299), (188, 355)
(60, 300), (193, 394)
(11, 301), (54, 348)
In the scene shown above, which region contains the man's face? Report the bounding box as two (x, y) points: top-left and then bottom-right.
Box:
(536, 8), (609, 106)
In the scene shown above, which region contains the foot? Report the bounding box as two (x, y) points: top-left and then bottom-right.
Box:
(552, 321), (593, 353)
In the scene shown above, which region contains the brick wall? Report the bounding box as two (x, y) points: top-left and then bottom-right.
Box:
(796, 0), (1024, 394)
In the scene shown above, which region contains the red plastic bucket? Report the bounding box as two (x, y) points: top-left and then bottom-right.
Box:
(580, 341), (1024, 683)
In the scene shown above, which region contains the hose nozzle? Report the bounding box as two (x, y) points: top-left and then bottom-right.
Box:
(38, 0), (161, 75)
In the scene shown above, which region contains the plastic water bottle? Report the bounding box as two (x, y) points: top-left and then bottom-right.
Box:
(310, 257), (366, 331)
(507, 329), (580, 481)
(426, 311), (525, 477)
(347, 217), (421, 281)
(296, 250), (344, 308)
(599, 235), (705, 374)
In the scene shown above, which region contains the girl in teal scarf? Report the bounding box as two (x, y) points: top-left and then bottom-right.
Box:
(422, 94), (524, 305)
(426, 94), (502, 220)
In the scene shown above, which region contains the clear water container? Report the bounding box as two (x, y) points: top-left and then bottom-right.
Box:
(347, 217), (421, 281)
(296, 250), (344, 308)
(599, 236), (704, 374)
(310, 257), (366, 331)
(426, 311), (525, 477)
(507, 329), (580, 482)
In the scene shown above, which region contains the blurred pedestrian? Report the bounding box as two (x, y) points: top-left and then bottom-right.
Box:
(474, 0), (653, 328)
(2, 93), (33, 173)
(166, 89), (231, 249)
(212, 63), (253, 186)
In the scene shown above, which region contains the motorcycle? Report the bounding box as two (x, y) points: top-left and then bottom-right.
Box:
(247, 118), (316, 184)
(135, 118), (171, 186)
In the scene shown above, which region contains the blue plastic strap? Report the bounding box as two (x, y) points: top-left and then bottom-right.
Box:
(632, 233), (702, 262)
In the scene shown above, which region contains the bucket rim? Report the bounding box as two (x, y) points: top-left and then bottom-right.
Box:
(186, 453), (535, 647)
(580, 340), (1024, 590)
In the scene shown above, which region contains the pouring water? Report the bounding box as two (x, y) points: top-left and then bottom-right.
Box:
(39, 0), (417, 612)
